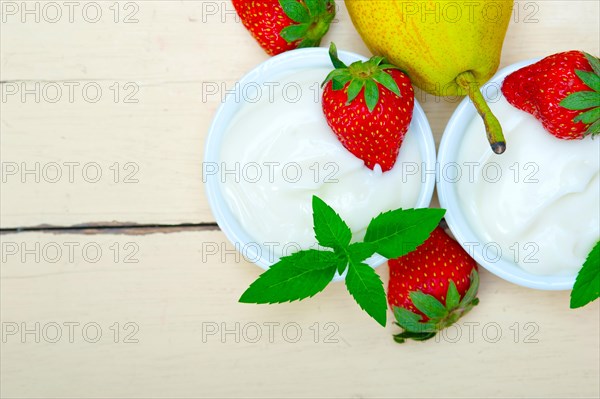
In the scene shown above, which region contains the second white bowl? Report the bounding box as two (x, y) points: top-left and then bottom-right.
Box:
(437, 58), (579, 291)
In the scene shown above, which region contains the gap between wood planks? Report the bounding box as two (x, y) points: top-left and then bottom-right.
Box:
(0, 222), (220, 236)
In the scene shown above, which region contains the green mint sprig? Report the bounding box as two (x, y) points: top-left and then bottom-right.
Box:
(239, 195), (446, 326)
(570, 240), (599, 309)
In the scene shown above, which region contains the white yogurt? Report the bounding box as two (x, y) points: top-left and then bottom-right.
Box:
(456, 95), (599, 276)
(220, 67), (424, 255)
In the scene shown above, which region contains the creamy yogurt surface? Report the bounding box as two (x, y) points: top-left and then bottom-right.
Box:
(456, 95), (599, 276)
(220, 67), (424, 255)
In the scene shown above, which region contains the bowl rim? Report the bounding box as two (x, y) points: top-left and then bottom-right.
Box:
(204, 47), (437, 280)
(437, 57), (577, 291)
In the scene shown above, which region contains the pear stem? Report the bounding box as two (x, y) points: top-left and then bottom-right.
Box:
(456, 72), (506, 154)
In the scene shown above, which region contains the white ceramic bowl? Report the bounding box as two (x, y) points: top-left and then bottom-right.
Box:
(438, 58), (575, 290)
(204, 47), (437, 280)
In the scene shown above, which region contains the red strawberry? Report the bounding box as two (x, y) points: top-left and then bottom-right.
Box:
(321, 43), (414, 172)
(388, 227), (479, 343)
(232, 0), (335, 56)
(502, 51), (600, 139)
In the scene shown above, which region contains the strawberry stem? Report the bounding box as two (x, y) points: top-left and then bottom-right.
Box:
(456, 72), (506, 154)
(323, 43), (404, 113)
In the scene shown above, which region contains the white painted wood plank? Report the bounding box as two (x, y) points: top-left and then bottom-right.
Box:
(1, 0), (598, 227)
(1, 230), (598, 398)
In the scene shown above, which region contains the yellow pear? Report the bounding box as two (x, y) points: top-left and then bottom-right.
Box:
(345, 0), (514, 153)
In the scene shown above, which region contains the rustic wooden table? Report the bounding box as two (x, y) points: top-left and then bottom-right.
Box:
(1, 1), (599, 398)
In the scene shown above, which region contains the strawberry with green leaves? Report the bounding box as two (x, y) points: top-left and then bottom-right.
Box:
(502, 51), (600, 139)
(388, 227), (479, 343)
(232, 0), (335, 56)
(321, 43), (414, 172)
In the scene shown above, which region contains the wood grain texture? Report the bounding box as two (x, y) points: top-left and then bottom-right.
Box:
(1, 3), (599, 397)
(1, 1), (599, 227)
(1, 230), (599, 398)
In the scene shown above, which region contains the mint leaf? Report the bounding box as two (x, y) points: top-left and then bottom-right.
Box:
(312, 196), (352, 251)
(347, 242), (375, 262)
(570, 241), (600, 309)
(345, 258), (387, 326)
(239, 250), (340, 304)
(340, 242), (376, 275)
(364, 208), (446, 259)
(239, 195), (448, 328)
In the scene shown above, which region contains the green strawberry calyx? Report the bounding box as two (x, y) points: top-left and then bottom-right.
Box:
(392, 269), (480, 344)
(560, 52), (600, 136)
(322, 42), (403, 112)
(279, 0), (336, 49)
